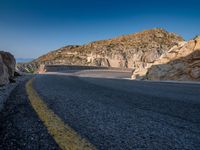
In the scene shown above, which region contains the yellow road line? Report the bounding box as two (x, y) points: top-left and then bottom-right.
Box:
(26, 79), (96, 150)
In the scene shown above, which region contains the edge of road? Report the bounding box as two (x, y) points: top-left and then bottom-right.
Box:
(0, 75), (32, 112)
(123, 78), (200, 85)
(42, 71), (200, 85)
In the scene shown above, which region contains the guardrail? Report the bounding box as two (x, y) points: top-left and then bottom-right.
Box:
(44, 65), (132, 72)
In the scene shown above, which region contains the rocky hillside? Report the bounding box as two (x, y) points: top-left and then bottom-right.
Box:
(0, 51), (16, 85)
(18, 28), (183, 72)
(132, 36), (200, 81)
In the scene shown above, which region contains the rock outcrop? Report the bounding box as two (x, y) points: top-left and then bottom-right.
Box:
(0, 51), (16, 85)
(132, 36), (200, 81)
(17, 28), (183, 73)
(16, 63), (37, 73)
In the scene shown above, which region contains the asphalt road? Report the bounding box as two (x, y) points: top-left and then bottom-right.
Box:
(1, 70), (200, 150)
(30, 73), (200, 150)
(0, 77), (60, 150)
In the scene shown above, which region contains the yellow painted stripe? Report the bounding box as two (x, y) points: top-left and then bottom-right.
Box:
(26, 79), (96, 150)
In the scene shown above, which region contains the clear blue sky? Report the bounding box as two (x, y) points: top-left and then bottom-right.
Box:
(0, 0), (200, 58)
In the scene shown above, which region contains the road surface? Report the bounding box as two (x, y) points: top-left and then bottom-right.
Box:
(1, 70), (200, 150)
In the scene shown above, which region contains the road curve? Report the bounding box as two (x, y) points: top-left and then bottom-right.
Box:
(31, 73), (200, 150)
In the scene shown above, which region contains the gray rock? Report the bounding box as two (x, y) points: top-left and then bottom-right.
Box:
(0, 51), (16, 85)
(132, 36), (200, 81)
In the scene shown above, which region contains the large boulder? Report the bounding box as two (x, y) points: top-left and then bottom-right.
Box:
(132, 36), (200, 81)
(0, 51), (16, 85)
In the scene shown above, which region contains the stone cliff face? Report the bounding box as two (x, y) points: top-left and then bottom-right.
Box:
(0, 51), (16, 85)
(132, 36), (200, 81)
(18, 28), (183, 73)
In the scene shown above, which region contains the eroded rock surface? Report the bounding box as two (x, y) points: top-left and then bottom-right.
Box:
(132, 36), (200, 81)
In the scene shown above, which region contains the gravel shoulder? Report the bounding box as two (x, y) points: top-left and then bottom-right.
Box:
(0, 75), (31, 112)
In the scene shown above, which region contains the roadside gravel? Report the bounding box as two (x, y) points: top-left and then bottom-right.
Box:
(0, 75), (31, 112)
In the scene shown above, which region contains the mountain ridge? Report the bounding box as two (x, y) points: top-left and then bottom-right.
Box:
(17, 28), (184, 74)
